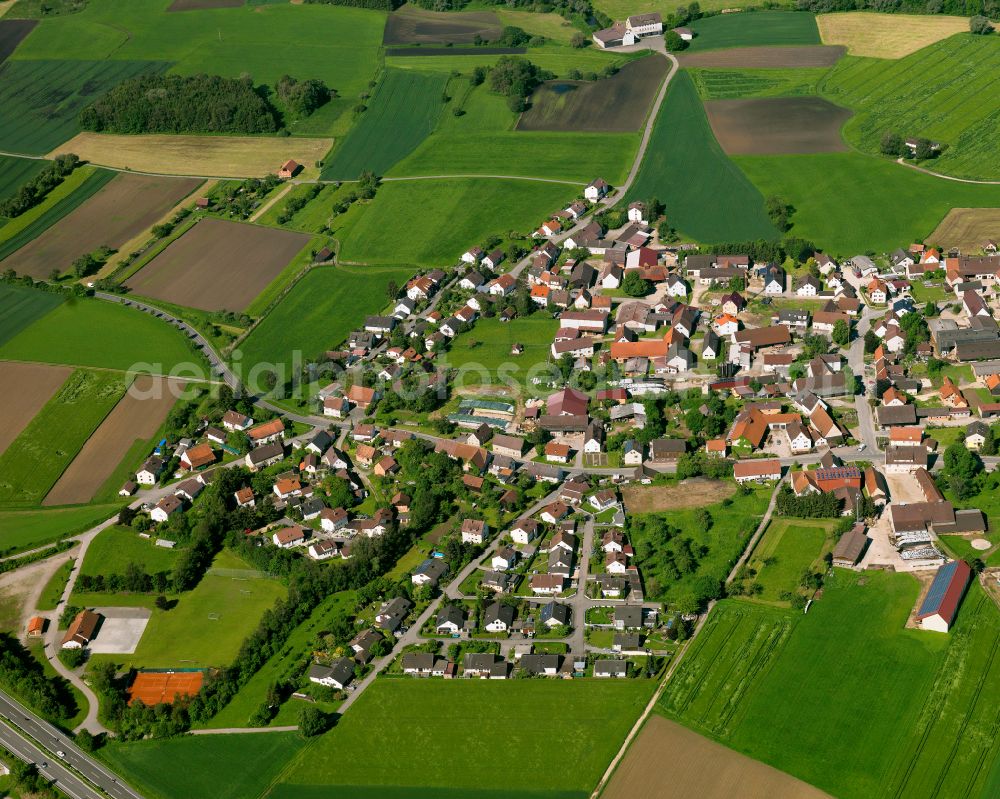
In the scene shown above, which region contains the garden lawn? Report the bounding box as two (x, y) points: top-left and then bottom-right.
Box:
(98, 549), (286, 669)
(321, 69), (449, 180)
(686, 11), (820, 51)
(198, 590), (356, 729)
(0, 369), (125, 506)
(78, 525), (182, 577)
(447, 314), (560, 388)
(238, 264), (414, 371)
(624, 71), (777, 243)
(734, 151), (1000, 255)
(822, 35), (1000, 180)
(0, 283), (64, 346)
(340, 178), (572, 266)
(271, 679), (655, 799)
(747, 518), (833, 602)
(0, 296), (206, 373)
(0, 166), (115, 262)
(0, 154), (47, 201)
(390, 131), (638, 184)
(101, 732), (305, 799)
(0, 504), (118, 556)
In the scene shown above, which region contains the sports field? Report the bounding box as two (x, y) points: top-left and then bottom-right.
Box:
(686, 11), (820, 52)
(101, 732), (305, 799)
(744, 518), (833, 603)
(930, 208), (1000, 253)
(3, 174), (201, 278)
(0, 369), (125, 506)
(0, 283), (64, 346)
(0, 361), (71, 457)
(270, 679), (656, 798)
(390, 131), (637, 184)
(78, 525), (181, 578)
(517, 55), (667, 133)
(43, 375), (179, 506)
(817, 11), (969, 58)
(0, 296), (206, 373)
(0, 166), (116, 263)
(0, 59), (168, 154)
(103, 549), (287, 669)
(0, 504), (118, 556)
(735, 152), (1000, 254)
(689, 67), (831, 100)
(823, 35), (1000, 181)
(321, 69), (449, 181)
(447, 314), (560, 387)
(238, 264), (415, 371)
(339, 178), (572, 266)
(624, 71), (777, 243)
(53, 132), (333, 179)
(0, 154), (45, 201)
(126, 217), (311, 312)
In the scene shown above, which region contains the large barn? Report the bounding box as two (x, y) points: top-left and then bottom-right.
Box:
(916, 560), (972, 633)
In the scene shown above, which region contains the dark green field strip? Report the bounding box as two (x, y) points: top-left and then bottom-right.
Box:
(0, 154), (48, 202)
(0, 283), (64, 346)
(0, 58), (170, 154)
(320, 69), (449, 180)
(0, 167), (115, 263)
(624, 70), (777, 243)
(686, 11), (820, 52)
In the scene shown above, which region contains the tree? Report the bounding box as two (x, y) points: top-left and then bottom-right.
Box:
(970, 15), (994, 34)
(880, 130), (904, 157)
(385, 279), (399, 300)
(155, 594), (169, 611)
(924, 301), (937, 317)
(914, 138), (935, 161)
(299, 705), (329, 737)
(863, 330), (879, 354)
(765, 195), (792, 231)
(620, 271), (651, 297)
(570, 32), (588, 48)
(831, 319), (850, 346)
(663, 30), (689, 51)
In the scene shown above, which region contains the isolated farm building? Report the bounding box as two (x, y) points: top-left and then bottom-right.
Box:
(62, 610), (101, 649)
(672, 26), (693, 40)
(26, 616), (45, 638)
(734, 459), (782, 484)
(308, 658), (354, 690)
(626, 11), (663, 35)
(916, 560), (972, 632)
(832, 524), (869, 567)
(278, 160), (300, 179)
(592, 22), (636, 48)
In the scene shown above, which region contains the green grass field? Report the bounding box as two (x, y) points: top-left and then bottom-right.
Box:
(0, 283), (65, 346)
(447, 314), (559, 387)
(271, 679), (656, 798)
(735, 151), (1000, 254)
(0, 369), (125, 506)
(689, 67), (831, 99)
(0, 155), (47, 202)
(686, 10), (820, 51)
(746, 518), (833, 602)
(822, 35), (1000, 181)
(624, 71), (777, 243)
(0, 296), (207, 373)
(389, 131), (638, 184)
(78, 525), (181, 578)
(0, 59), (168, 154)
(199, 590), (356, 729)
(37, 558), (75, 611)
(321, 69), (449, 180)
(238, 264), (415, 371)
(0, 504), (118, 556)
(101, 732), (305, 799)
(0, 166), (116, 262)
(94, 549), (286, 669)
(630, 485), (770, 606)
(340, 178), (572, 266)
(255, 183), (343, 233)
(12, 0), (386, 136)
(389, 43), (632, 79)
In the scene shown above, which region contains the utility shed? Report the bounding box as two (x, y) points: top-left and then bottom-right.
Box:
(916, 560), (972, 633)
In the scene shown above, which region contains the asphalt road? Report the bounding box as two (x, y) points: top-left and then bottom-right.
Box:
(0, 690), (144, 799)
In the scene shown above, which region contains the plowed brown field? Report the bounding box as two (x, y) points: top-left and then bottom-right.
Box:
(622, 478), (734, 513)
(602, 716), (832, 799)
(0, 362), (71, 457)
(678, 45), (845, 68)
(705, 97), (852, 155)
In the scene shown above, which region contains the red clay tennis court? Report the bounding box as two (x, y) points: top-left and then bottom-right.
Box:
(127, 671), (204, 706)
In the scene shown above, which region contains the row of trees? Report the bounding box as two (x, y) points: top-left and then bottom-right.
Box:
(797, 0), (998, 18)
(0, 633), (79, 723)
(0, 153), (79, 218)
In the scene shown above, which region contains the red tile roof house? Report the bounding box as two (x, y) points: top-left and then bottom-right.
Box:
(180, 443), (216, 471)
(248, 418), (285, 445)
(278, 159), (300, 179)
(346, 384), (379, 410)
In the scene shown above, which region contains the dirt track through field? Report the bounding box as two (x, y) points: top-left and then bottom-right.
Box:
(622, 478), (735, 513)
(706, 97), (852, 155)
(125, 216), (310, 311)
(0, 362), (72, 457)
(42, 375), (180, 506)
(678, 45), (845, 68)
(2, 173), (201, 278)
(602, 716), (832, 799)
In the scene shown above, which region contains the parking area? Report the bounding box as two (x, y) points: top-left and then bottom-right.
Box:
(89, 607), (151, 654)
